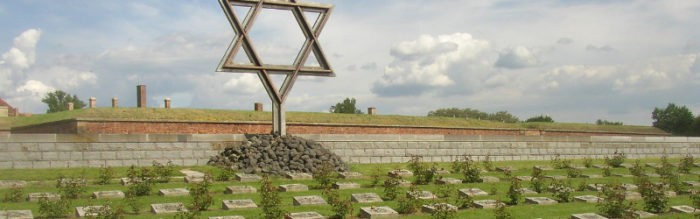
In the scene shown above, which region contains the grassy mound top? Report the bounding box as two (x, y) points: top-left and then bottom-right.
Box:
(9, 108), (666, 135)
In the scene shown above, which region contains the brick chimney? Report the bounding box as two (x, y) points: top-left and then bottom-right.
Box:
(254, 102), (263, 111)
(164, 98), (171, 109)
(368, 107), (376, 115)
(112, 97), (118, 108)
(89, 97), (96, 108)
(137, 85), (146, 108)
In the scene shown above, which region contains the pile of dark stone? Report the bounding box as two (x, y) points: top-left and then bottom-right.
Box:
(208, 134), (348, 175)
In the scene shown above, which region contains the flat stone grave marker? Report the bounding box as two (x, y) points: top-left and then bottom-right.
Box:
(397, 179), (412, 187)
(571, 213), (608, 219)
(670, 205), (698, 214)
(360, 206), (398, 219)
(535, 165), (554, 171)
(480, 176), (500, 182)
(120, 177), (131, 185)
(582, 174), (602, 178)
(209, 216), (245, 219)
(435, 169), (450, 175)
(151, 203), (187, 214)
(225, 185), (257, 194)
(684, 181), (700, 187)
(473, 199), (501, 209)
(592, 164), (607, 169)
(621, 183), (638, 190)
(92, 190), (125, 199)
(571, 165), (586, 169)
(58, 178), (86, 187)
(0, 180), (27, 189)
(436, 177), (462, 184)
(235, 173), (261, 182)
(409, 190), (437, 200)
(515, 176), (532, 181)
(666, 191), (677, 197)
(587, 184), (605, 192)
(525, 197), (558, 205)
(286, 212), (325, 219)
(76, 206), (109, 217)
(520, 188), (538, 194)
(222, 199), (257, 210)
(620, 163), (634, 168)
(496, 166), (517, 172)
(159, 188), (189, 197)
(624, 191), (642, 200)
(643, 173), (660, 177)
(645, 163), (661, 168)
(351, 193), (383, 203)
(180, 169), (205, 177)
(421, 203), (457, 214)
(0, 210), (33, 219)
(285, 172), (313, 180)
(279, 184), (309, 192)
(574, 195), (603, 203)
(293, 195), (327, 206)
(27, 192), (60, 202)
(612, 173), (633, 177)
(633, 210), (656, 218)
(694, 163), (700, 167)
(458, 188), (489, 197)
(388, 169), (413, 177)
(545, 175), (567, 180)
(339, 172), (363, 179)
(184, 176), (204, 183)
(333, 182), (360, 190)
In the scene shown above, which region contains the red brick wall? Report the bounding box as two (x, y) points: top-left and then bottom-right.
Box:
(11, 119), (667, 136)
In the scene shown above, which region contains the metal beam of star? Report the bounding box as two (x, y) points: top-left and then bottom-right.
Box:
(217, 0), (335, 135)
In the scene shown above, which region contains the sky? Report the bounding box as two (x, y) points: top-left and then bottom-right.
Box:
(1, 0), (699, 126)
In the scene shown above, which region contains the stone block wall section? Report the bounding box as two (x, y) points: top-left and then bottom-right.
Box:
(1, 134), (699, 169)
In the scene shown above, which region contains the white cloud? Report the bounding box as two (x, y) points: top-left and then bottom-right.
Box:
(586, 44), (616, 53)
(223, 74), (263, 94)
(130, 3), (160, 17)
(372, 33), (491, 96)
(15, 80), (54, 99)
(494, 46), (539, 69)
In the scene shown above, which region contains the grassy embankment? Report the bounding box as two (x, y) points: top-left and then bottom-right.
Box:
(9, 108), (666, 135)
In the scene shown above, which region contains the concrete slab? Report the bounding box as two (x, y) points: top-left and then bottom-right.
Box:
(285, 212), (325, 219)
(534, 165), (554, 171)
(479, 176), (500, 182)
(458, 188), (489, 197)
(473, 199), (501, 209)
(624, 191), (642, 200)
(525, 197), (558, 205)
(633, 210), (656, 218)
(397, 179), (412, 187)
(285, 172), (312, 180)
(621, 183), (638, 190)
(222, 199), (257, 210)
(421, 203), (457, 214)
(27, 192), (60, 202)
(292, 196), (327, 206)
(235, 173), (261, 182)
(388, 169), (413, 178)
(520, 188), (538, 194)
(184, 176), (204, 183)
(515, 176), (533, 181)
(0, 180), (27, 189)
(158, 188), (189, 197)
(179, 169), (205, 177)
(208, 216), (245, 219)
(338, 172), (363, 179)
(582, 174), (603, 179)
(279, 184), (309, 192)
(670, 205), (698, 214)
(151, 203), (187, 214)
(436, 177), (462, 184)
(435, 169), (450, 175)
(0, 210), (33, 219)
(545, 175), (567, 180)
(92, 190), (125, 199)
(496, 166), (517, 172)
(684, 181), (700, 187)
(76, 206), (109, 217)
(408, 190), (437, 200)
(574, 195), (602, 203)
(570, 213), (608, 219)
(225, 185), (257, 194)
(333, 182), (360, 190)
(359, 206), (398, 219)
(351, 193), (383, 203)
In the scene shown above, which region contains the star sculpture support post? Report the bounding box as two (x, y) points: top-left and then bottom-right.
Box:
(217, 0), (334, 135)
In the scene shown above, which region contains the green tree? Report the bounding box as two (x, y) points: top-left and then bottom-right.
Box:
(596, 119), (623, 126)
(41, 90), (86, 113)
(330, 98), (363, 114)
(525, 115), (554, 123)
(652, 103), (694, 136)
(428, 107), (519, 123)
(692, 116), (700, 136)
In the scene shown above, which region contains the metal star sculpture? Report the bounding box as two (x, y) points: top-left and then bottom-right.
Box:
(217, 0), (334, 135)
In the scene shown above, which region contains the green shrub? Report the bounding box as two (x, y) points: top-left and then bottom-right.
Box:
(407, 155), (436, 185)
(680, 154), (694, 174)
(397, 185), (422, 214)
(482, 154), (494, 171)
(550, 180), (573, 203)
(577, 180), (588, 192)
(38, 197), (71, 218)
(260, 174), (285, 219)
(490, 186), (498, 195)
(215, 166), (236, 181)
(2, 185), (23, 202)
(506, 178), (522, 205)
(531, 167), (544, 178)
(566, 167), (582, 178)
(382, 178), (400, 201)
(460, 155), (482, 183)
(637, 177), (668, 213)
(629, 159), (644, 177)
(56, 175), (86, 199)
(313, 162), (337, 189)
(494, 203), (512, 219)
(583, 157), (594, 168)
(530, 177), (546, 193)
(602, 167), (612, 177)
(436, 181), (454, 198)
(370, 166), (382, 188)
(656, 155), (675, 177)
(664, 171), (687, 194)
(597, 183), (636, 218)
(97, 165), (114, 185)
(322, 188), (354, 219)
(551, 155), (571, 169)
(451, 157), (465, 173)
(124, 194), (141, 214)
(455, 193), (473, 209)
(188, 174), (213, 212)
(604, 151), (626, 168)
(691, 191), (700, 211)
(151, 160), (175, 183)
(431, 203), (457, 219)
(125, 165), (155, 197)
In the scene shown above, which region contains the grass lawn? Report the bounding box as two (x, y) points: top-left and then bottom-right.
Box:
(0, 157), (698, 218)
(9, 108), (666, 135)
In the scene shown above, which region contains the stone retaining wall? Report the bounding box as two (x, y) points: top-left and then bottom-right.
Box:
(0, 134), (698, 169)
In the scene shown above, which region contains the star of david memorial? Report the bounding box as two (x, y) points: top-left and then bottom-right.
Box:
(2, 1), (700, 218)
